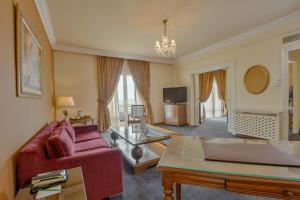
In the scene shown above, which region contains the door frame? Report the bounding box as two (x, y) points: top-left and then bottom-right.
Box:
(190, 60), (236, 133)
(281, 40), (300, 140)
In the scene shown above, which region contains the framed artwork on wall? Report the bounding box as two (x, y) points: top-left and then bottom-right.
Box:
(16, 4), (42, 97)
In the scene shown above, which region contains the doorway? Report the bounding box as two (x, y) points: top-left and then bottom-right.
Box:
(288, 50), (300, 136)
(191, 60), (236, 133)
(109, 61), (142, 126)
(282, 40), (300, 140)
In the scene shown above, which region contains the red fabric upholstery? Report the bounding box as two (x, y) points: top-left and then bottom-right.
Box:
(17, 122), (123, 200)
(47, 127), (74, 158)
(60, 120), (76, 142)
(74, 125), (98, 135)
(75, 131), (101, 143)
(75, 138), (108, 152)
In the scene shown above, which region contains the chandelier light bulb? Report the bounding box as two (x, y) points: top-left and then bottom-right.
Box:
(154, 19), (176, 58)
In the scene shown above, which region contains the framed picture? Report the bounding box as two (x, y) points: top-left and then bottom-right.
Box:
(16, 4), (42, 97)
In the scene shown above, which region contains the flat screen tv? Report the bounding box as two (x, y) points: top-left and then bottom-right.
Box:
(163, 87), (187, 103)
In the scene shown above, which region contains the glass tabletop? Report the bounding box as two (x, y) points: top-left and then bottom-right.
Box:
(157, 136), (300, 181)
(110, 124), (174, 146)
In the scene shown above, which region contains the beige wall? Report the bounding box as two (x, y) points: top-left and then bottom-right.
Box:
(150, 63), (177, 123)
(54, 51), (98, 122)
(176, 37), (283, 124)
(54, 51), (177, 124)
(0, 0), (55, 199)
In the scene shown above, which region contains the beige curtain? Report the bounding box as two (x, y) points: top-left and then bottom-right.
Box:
(127, 59), (153, 124)
(213, 70), (227, 115)
(97, 56), (124, 132)
(198, 72), (214, 123)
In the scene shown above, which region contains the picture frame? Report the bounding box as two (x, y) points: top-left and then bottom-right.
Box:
(16, 4), (42, 97)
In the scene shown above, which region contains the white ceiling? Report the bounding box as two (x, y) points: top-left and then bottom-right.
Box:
(44, 0), (300, 60)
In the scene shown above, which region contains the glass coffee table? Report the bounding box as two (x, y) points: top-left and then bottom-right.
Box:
(110, 124), (177, 173)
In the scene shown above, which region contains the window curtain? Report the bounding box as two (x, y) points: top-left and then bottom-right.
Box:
(213, 70), (226, 115)
(97, 56), (124, 132)
(198, 72), (214, 123)
(127, 59), (153, 124)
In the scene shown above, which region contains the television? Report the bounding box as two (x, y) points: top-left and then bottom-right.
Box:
(163, 87), (187, 103)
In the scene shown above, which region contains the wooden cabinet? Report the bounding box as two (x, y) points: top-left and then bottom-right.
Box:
(164, 103), (187, 126)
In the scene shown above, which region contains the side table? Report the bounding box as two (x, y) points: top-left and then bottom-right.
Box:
(15, 167), (87, 200)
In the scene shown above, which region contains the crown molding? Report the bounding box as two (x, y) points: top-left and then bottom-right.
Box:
(54, 44), (175, 64)
(34, 0), (174, 64)
(34, 0), (56, 47)
(35, 0), (300, 65)
(176, 10), (300, 64)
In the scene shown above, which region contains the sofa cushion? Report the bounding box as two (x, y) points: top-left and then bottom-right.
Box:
(75, 131), (101, 143)
(75, 139), (108, 153)
(46, 127), (74, 158)
(60, 120), (76, 143)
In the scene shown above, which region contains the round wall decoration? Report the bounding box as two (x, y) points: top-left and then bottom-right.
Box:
(244, 65), (269, 95)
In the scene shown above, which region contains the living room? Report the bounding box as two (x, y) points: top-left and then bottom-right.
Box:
(1, 0), (300, 200)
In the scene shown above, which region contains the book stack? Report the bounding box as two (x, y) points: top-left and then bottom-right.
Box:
(30, 170), (68, 194)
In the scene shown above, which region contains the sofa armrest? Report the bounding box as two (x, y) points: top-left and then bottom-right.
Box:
(73, 125), (98, 135)
(43, 147), (123, 200)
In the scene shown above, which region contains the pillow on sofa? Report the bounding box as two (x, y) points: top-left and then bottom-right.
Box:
(60, 120), (76, 143)
(46, 127), (74, 158)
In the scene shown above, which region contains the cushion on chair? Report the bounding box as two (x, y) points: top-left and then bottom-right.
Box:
(60, 120), (76, 143)
(46, 127), (74, 158)
(75, 131), (101, 143)
(75, 139), (108, 152)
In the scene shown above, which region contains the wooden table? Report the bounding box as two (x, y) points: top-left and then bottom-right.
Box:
(157, 136), (300, 199)
(70, 117), (94, 126)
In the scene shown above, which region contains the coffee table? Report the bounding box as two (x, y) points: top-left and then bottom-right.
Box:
(110, 124), (177, 173)
(157, 136), (300, 199)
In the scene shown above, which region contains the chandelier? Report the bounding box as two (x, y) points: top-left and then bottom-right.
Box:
(155, 19), (176, 58)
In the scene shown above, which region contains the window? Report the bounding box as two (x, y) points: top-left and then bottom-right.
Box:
(202, 79), (222, 119)
(109, 61), (142, 126)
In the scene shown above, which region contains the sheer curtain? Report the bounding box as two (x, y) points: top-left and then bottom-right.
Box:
(203, 79), (222, 118)
(97, 56), (124, 132)
(127, 59), (153, 124)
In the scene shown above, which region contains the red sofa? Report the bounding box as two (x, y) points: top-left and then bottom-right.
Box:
(17, 121), (122, 200)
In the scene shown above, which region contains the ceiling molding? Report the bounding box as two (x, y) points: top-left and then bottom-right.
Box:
(35, 0), (300, 65)
(34, 0), (56, 47)
(176, 10), (300, 64)
(54, 44), (175, 64)
(34, 0), (174, 64)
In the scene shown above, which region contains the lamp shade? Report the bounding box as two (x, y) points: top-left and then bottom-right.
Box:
(56, 96), (75, 107)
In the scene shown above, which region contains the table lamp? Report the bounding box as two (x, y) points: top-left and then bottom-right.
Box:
(56, 96), (75, 119)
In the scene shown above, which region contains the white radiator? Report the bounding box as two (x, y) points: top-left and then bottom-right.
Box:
(234, 112), (281, 140)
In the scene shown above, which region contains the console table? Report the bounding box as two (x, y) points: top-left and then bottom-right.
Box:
(70, 117), (94, 126)
(157, 136), (300, 199)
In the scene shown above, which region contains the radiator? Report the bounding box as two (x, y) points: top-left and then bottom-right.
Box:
(234, 112), (281, 140)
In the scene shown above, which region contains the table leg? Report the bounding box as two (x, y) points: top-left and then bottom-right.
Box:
(162, 173), (174, 200)
(176, 183), (181, 200)
(131, 145), (143, 163)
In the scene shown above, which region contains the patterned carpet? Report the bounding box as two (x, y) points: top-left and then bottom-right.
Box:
(104, 118), (274, 200)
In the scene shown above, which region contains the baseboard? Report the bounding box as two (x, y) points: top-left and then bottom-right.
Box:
(153, 122), (165, 125)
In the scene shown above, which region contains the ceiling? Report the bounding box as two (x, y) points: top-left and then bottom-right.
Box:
(44, 0), (300, 60)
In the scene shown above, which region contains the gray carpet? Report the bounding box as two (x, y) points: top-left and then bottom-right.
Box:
(104, 118), (274, 200)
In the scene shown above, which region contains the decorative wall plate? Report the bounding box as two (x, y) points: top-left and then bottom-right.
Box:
(244, 65), (269, 94)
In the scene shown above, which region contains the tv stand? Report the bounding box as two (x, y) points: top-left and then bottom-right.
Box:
(164, 103), (187, 126)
